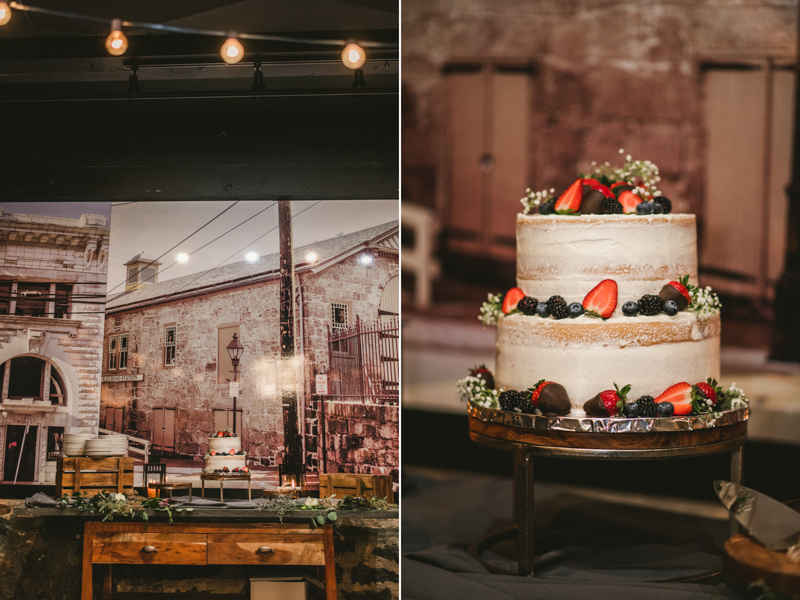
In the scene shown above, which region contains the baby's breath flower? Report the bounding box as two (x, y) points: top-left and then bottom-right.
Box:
(479, 293), (503, 326)
(520, 188), (556, 215)
(456, 374), (501, 409)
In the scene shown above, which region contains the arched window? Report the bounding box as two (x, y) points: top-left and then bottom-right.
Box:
(0, 356), (67, 406)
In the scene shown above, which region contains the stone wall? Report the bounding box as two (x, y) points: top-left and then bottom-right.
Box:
(101, 252), (399, 470)
(402, 0), (797, 220)
(305, 398), (399, 481)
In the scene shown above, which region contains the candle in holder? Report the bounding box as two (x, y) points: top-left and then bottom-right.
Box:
(147, 486), (156, 499)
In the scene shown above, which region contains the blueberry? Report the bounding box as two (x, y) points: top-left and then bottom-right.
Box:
(663, 300), (679, 316)
(539, 202), (555, 216)
(657, 401), (674, 417)
(567, 302), (584, 318)
(622, 301), (640, 317)
(622, 402), (640, 418)
(636, 201), (654, 215)
(536, 302), (551, 318)
(652, 202), (664, 214)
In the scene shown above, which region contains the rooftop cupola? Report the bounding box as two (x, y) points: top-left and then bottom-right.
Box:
(124, 252), (162, 292)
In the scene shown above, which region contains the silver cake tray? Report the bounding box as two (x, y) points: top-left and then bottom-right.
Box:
(468, 402), (749, 433)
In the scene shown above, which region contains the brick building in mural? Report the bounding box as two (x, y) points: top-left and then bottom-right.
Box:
(101, 220), (399, 477)
(0, 207), (109, 485)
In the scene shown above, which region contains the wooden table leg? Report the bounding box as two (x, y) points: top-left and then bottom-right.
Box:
(248, 479), (251, 502)
(81, 522), (94, 600)
(730, 446), (744, 536)
(201, 479), (205, 499)
(103, 565), (112, 598)
(220, 480), (224, 502)
(323, 525), (336, 600)
(516, 447), (535, 577)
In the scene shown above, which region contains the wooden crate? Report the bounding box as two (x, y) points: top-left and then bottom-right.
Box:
(318, 474), (393, 503)
(56, 457), (135, 497)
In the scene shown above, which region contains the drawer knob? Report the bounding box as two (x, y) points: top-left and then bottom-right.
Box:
(256, 546), (274, 554)
(140, 545), (158, 554)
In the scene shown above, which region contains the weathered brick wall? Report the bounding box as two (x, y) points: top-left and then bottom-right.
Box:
(101, 252), (399, 468)
(309, 399), (399, 481)
(402, 0), (798, 217)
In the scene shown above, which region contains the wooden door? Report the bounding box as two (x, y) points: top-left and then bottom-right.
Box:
(3, 425), (38, 482)
(445, 65), (530, 260)
(212, 408), (242, 435)
(152, 408), (175, 453)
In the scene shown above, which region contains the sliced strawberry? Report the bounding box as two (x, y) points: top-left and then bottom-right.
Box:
(528, 379), (552, 408)
(667, 281), (691, 305)
(230, 449), (236, 455)
(583, 178), (601, 188)
(554, 178), (583, 214)
(582, 279), (618, 319)
(610, 181), (628, 189)
(217, 432), (224, 437)
(617, 190), (642, 214)
(502, 287), (525, 314)
(655, 382), (693, 415)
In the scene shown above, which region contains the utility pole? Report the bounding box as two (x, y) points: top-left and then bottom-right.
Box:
(279, 200), (301, 451)
(770, 7), (800, 361)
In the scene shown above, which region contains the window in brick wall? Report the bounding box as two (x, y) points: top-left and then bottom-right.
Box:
(108, 335), (118, 370)
(164, 325), (176, 367)
(1, 356), (67, 406)
(330, 302), (351, 353)
(0, 281), (72, 318)
(119, 334), (129, 370)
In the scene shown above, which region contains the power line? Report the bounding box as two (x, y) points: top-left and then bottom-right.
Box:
(111, 202), (139, 233)
(104, 201), (240, 301)
(151, 202), (322, 302)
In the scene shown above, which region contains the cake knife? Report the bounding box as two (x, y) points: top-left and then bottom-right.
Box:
(714, 480), (800, 560)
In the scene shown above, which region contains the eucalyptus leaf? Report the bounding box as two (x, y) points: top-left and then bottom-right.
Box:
(316, 515), (326, 525)
(327, 511), (337, 522)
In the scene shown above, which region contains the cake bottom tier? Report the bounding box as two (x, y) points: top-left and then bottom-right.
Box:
(496, 314), (720, 413)
(204, 455), (247, 471)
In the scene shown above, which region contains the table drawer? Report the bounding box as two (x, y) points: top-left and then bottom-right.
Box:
(207, 532), (325, 565)
(92, 533), (207, 565)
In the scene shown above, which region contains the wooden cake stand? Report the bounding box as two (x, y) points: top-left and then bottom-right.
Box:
(467, 409), (748, 578)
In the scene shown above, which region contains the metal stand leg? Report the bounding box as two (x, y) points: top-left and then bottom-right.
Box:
(516, 447), (535, 577)
(730, 446), (743, 536)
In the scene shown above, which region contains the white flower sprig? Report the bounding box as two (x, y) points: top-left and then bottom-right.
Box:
(479, 292), (503, 326)
(587, 149), (662, 199)
(724, 382), (749, 410)
(456, 374), (501, 409)
(520, 188), (556, 215)
(689, 285), (722, 316)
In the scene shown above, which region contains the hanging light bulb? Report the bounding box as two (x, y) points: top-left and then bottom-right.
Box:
(341, 43), (366, 69)
(105, 19), (128, 56)
(220, 36), (244, 64)
(0, 2), (11, 26)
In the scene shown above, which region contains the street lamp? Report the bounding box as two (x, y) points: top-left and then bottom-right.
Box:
(226, 333), (245, 435)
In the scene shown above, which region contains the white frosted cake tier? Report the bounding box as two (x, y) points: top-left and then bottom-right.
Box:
(208, 437), (241, 454)
(204, 454), (247, 472)
(516, 213), (698, 316)
(496, 305), (720, 411)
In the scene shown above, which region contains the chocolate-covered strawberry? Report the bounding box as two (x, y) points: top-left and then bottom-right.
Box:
(580, 189), (606, 214)
(659, 275), (692, 311)
(583, 383), (631, 417)
(528, 380), (570, 416)
(469, 365), (495, 390)
(691, 378), (723, 413)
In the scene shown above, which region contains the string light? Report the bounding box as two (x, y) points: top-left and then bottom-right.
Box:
(305, 251), (318, 263)
(220, 36), (244, 64)
(0, 2), (11, 26)
(359, 254), (373, 266)
(341, 43), (366, 69)
(245, 251), (259, 263)
(105, 18), (128, 56)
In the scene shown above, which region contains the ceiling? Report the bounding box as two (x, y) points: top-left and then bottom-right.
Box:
(0, 0), (399, 100)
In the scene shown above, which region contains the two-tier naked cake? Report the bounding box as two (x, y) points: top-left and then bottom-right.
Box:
(460, 153), (748, 420)
(204, 430), (249, 474)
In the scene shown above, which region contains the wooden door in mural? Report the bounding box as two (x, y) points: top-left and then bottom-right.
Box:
(152, 408), (175, 453)
(703, 64), (795, 300)
(3, 425), (38, 482)
(445, 64), (530, 260)
(104, 407), (124, 433)
(213, 408), (243, 436)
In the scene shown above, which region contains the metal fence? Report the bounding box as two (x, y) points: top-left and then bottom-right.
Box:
(327, 316), (399, 404)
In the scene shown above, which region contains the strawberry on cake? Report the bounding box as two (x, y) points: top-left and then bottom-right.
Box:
(203, 429), (249, 475)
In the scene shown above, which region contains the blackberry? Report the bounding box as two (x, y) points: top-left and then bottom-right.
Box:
(547, 295), (569, 320)
(498, 390), (519, 411)
(637, 395), (658, 417)
(638, 294), (664, 316)
(539, 201), (556, 215)
(517, 296), (539, 316)
(657, 197), (672, 214)
(601, 197), (624, 214)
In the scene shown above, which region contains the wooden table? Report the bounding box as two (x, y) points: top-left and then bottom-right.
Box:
(82, 521), (336, 600)
(200, 473), (251, 501)
(149, 481), (193, 501)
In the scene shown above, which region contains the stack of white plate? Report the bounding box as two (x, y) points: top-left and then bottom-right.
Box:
(101, 433), (128, 456)
(63, 433), (92, 456)
(84, 438), (113, 457)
